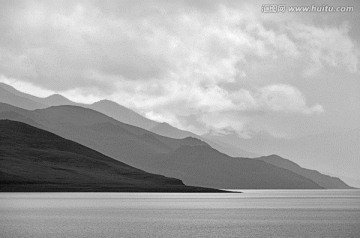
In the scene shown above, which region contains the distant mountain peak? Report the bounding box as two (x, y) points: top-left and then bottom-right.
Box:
(45, 93), (67, 99)
(92, 99), (129, 109)
(157, 122), (172, 127)
(95, 99), (116, 104)
(267, 154), (283, 159)
(183, 136), (203, 142)
(43, 94), (73, 105)
(45, 94), (69, 101)
(153, 122), (185, 130)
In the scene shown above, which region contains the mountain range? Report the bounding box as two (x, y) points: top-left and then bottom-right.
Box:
(0, 101), (351, 189)
(0, 83), (255, 158)
(0, 82), (353, 189)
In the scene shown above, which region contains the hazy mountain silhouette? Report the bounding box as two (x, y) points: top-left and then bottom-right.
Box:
(205, 130), (360, 187)
(255, 155), (353, 189)
(88, 100), (158, 130)
(0, 83), (47, 104)
(0, 83), (353, 189)
(0, 103), (345, 189)
(0, 85), (46, 110)
(0, 82), (77, 107)
(41, 94), (75, 106)
(0, 103), (209, 168)
(150, 122), (199, 138)
(0, 82), (255, 157)
(140, 145), (322, 189)
(150, 122), (257, 158)
(0, 120), (221, 192)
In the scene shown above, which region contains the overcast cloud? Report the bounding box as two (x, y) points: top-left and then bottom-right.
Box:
(0, 0), (359, 137)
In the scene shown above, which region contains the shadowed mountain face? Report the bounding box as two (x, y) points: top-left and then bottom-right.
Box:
(0, 120), (221, 192)
(0, 82), (254, 157)
(255, 155), (353, 189)
(0, 103), (334, 189)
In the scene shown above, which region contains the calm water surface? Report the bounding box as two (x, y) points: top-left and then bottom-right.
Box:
(0, 190), (359, 238)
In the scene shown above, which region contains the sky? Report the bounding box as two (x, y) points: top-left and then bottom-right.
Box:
(0, 0), (359, 138)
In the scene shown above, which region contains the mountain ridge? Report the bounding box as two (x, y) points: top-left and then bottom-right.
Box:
(0, 82), (255, 157)
(255, 154), (353, 189)
(0, 120), (222, 192)
(0, 89), (353, 189)
(141, 145), (323, 189)
(0, 102), (352, 189)
(205, 129), (360, 188)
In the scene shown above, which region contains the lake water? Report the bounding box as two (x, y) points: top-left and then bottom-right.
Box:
(0, 190), (359, 238)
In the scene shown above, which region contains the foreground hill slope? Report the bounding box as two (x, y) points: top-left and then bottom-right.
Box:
(0, 120), (220, 192)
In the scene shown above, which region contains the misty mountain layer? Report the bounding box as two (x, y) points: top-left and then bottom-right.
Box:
(0, 103), (347, 189)
(0, 82), (255, 158)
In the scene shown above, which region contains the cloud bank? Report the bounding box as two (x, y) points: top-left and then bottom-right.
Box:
(0, 0), (359, 137)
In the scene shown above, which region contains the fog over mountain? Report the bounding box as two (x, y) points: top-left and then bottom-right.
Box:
(0, 82), (256, 158)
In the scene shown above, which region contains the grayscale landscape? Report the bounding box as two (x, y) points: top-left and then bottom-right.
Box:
(0, 0), (359, 237)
